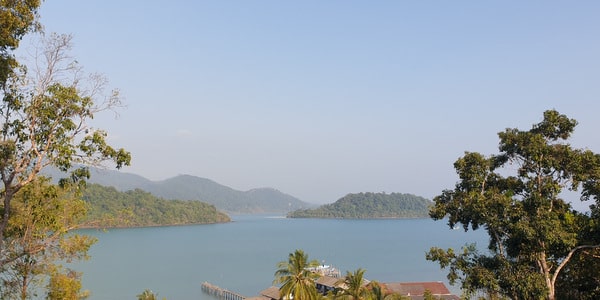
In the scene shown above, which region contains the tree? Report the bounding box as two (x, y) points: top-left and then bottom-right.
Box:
(365, 281), (406, 300)
(0, 2), (130, 297)
(0, 177), (95, 299)
(0, 29), (130, 261)
(553, 205), (600, 299)
(46, 268), (89, 300)
(274, 249), (321, 300)
(427, 110), (600, 300)
(0, 0), (41, 87)
(335, 268), (369, 300)
(333, 272), (407, 300)
(136, 289), (168, 300)
(422, 290), (439, 300)
(136, 289), (167, 300)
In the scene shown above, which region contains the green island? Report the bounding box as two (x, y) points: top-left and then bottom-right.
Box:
(288, 192), (432, 219)
(82, 184), (231, 228)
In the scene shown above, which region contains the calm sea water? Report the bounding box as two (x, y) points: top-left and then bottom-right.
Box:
(71, 215), (487, 300)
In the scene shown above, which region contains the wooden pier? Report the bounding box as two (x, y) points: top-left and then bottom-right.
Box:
(201, 282), (246, 300)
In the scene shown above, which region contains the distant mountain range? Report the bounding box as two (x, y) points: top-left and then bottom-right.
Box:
(45, 167), (312, 214)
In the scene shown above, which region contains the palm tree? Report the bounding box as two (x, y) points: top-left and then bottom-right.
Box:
(274, 249), (321, 300)
(136, 289), (157, 300)
(335, 268), (369, 300)
(366, 282), (386, 300)
(365, 281), (406, 300)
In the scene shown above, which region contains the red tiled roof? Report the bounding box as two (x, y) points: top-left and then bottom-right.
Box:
(384, 282), (451, 296)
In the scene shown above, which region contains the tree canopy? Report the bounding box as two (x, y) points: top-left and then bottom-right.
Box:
(1, 177), (95, 299)
(0, 2), (131, 298)
(0, 0), (41, 87)
(274, 249), (321, 300)
(288, 192), (431, 219)
(81, 184), (230, 228)
(427, 110), (600, 300)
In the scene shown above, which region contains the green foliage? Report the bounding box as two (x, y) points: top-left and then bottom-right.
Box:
(0, 5), (130, 298)
(335, 268), (370, 300)
(137, 289), (166, 300)
(0, 0), (41, 86)
(427, 110), (600, 300)
(81, 184), (230, 228)
(365, 281), (407, 300)
(274, 249), (321, 300)
(554, 248), (600, 299)
(0, 26), (130, 266)
(1, 177), (95, 299)
(422, 289), (437, 300)
(272, 251), (409, 300)
(288, 192), (432, 219)
(46, 268), (89, 300)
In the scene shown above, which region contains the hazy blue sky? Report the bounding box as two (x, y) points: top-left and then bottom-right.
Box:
(32, 1), (600, 207)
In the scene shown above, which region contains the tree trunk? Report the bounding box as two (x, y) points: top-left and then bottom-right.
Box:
(539, 252), (555, 300)
(20, 272), (28, 300)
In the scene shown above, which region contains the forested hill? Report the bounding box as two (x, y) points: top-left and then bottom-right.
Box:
(288, 192), (432, 219)
(82, 184), (231, 228)
(45, 167), (311, 214)
(145, 175), (309, 214)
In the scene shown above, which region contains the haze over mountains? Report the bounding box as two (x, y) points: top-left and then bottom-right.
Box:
(46, 167), (312, 214)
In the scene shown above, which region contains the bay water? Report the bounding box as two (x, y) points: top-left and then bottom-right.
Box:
(72, 215), (487, 299)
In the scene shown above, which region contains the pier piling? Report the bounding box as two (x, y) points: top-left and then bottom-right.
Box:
(201, 282), (246, 300)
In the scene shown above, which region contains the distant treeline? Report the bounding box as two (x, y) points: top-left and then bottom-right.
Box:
(81, 184), (230, 228)
(288, 192), (432, 219)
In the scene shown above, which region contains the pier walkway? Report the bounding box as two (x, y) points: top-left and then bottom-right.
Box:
(201, 282), (246, 300)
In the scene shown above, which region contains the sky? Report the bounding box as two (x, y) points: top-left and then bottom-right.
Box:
(29, 1), (600, 207)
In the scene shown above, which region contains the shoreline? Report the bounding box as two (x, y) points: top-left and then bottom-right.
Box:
(77, 219), (232, 230)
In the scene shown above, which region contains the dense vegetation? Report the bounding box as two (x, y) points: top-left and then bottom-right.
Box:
(44, 167), (313, 214)
(82, 184), (231, 227)
(428, 110), (600, 300)
(288, 192), (432, 219)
